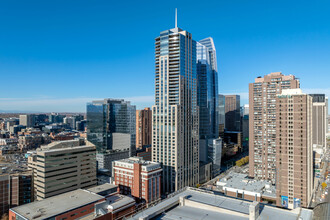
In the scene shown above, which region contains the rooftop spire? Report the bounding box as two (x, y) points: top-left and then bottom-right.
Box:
(175, 8), (177, 28)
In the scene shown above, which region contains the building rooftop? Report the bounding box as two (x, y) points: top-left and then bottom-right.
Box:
(115, 157), (160, 167)
(93, 194), (135, 219)
(217, 172), (276, 198)
(86, 183), (118, 194)
(10, 189), (104, 220)
(129, 187), (313, 220)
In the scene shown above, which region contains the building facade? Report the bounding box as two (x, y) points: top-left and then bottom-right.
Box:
(87, 99), (136, 156)
(197, 37), (218, 139)
(249, 72), (300, 182)
(19, 115), (35, 128)
(136, 108), (152, 149)
(152, 25), (199, 194)
(196, 37), (220, 178)
(275, 89), (313, 209)
(112, 157), (162, 204)
(28, 140), (97, 200)
(310, 94), (328, 150)
(0, 173), (32, 217)
(225, 95), (241, 131)
(217, 94), (226, 128)
(9, 188), (136, 220)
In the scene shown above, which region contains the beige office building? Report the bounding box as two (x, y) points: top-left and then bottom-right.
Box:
(275, 89), (313, 209)
(28, 139), (97, 200)
(249, 72), (300, 182)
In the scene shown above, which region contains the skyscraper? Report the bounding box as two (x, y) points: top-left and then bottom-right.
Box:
(196, 37), (221, 176)
(225, 95), (241, 131)
(136, 108), (152, 149)
(275, 89), (313, 208)
(197, 37), (218, 139)
(249, 72), (300, 182)
(152, 20), (199, 194)
(87, 99), (136, 155)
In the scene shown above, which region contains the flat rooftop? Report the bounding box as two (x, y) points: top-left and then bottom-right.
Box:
(217, 172), (276, 198)
(86, 183), (117, 194)
(10, 189), (104, 220)
(116, 157), (157, 165)
(129, 187), (312, 220)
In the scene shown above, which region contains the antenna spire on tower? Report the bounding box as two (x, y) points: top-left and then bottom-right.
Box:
(175, 8), (177, 28)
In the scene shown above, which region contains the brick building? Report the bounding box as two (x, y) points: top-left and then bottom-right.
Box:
(0, 173), (32, 217)
(136, 108), (152, 149)
(9, 187), (135, 220)
(112, 157), (162, 204)
(249, 72), (300, 183)
(275, 89), (313, 209)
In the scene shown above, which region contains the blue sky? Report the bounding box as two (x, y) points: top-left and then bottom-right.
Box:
(0, 0), (329, 112)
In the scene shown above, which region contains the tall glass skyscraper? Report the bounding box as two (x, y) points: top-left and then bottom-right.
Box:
(197, 38), (220, 176)
(87, 99), (136, 155)
(152, 25), (199, 194)
(197, 37), (218, 139)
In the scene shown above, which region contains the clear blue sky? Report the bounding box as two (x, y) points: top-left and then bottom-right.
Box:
(0, 0), (329, 112)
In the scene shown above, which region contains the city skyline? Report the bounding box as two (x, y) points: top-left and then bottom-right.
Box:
(1, 1), (330, 112)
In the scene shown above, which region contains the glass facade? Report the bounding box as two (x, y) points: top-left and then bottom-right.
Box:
(197, 37), (218, 139)
(87, 99), (136, 155)
(217, 94), (225, 126)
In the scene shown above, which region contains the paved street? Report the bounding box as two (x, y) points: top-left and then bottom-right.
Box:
(310, 143), (329, 208)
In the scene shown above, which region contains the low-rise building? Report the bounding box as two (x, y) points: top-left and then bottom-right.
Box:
(9, 186), (136, 220)
(216, 172), (277, 205)
(0, 138), (18, 146)
(112, 157), (162, 204)
(18, 134), (50, 151)
(130, 187), (313, 220)
(136, 145), (152, 161)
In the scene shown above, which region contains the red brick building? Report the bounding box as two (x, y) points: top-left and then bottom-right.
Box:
(9, 186), (135, 220)
(112, 157), (162, 204)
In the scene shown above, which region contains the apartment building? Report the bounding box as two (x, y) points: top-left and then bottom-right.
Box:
(249, 72), (300, 182)
(275, 89), (313, 209)
(28, 139), (97, 200)
(112, 157), (162, 204)
(152, 22), (199, 194)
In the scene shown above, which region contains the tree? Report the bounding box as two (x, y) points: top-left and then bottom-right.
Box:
(321, 182), (327, 190)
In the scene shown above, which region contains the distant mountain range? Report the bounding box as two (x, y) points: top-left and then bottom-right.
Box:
(0, 110), (43, 113)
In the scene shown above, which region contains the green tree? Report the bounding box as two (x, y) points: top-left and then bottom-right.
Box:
(321, 182), (327, 189)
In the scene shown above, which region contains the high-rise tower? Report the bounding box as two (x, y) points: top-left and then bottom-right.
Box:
(197, 37), (218, 139)
(87, 99), (136, 155)
(249, 72), (300, 182)
(275, 89), (313, 208)
(152, 19), (199, 194)
(197, 37), (221, 176)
